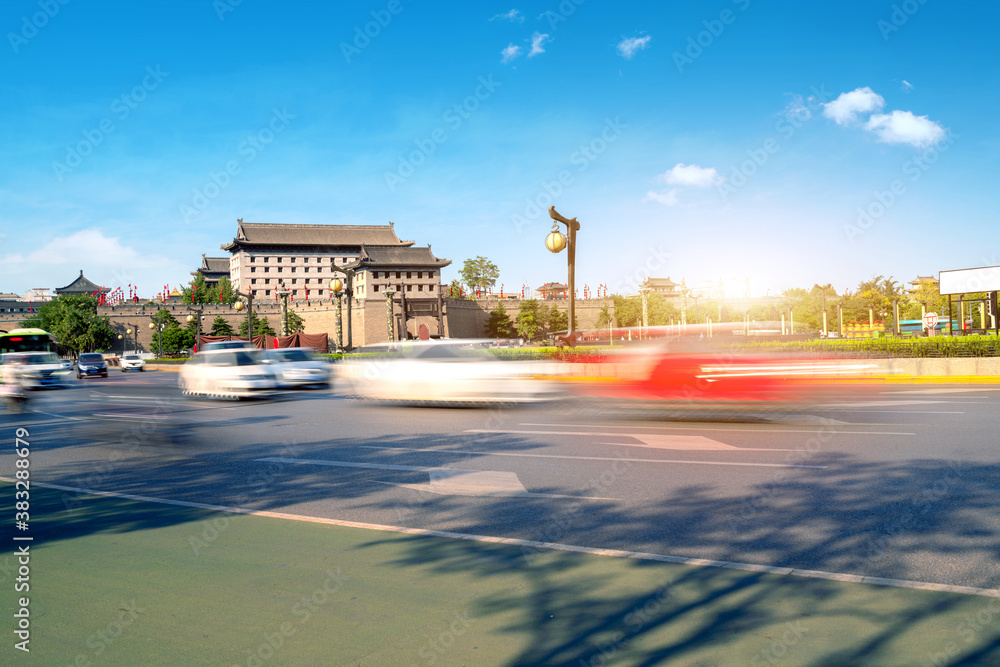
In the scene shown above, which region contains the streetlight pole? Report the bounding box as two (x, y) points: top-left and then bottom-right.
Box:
(187, 304), (204, 353)
(148, 321), (165, 358)
(234, 290), (254, 346)
(125, 328), (133, 355)
(546, 206), (581, 341)
(277, 284), (290, 336)
(330, 279), (344, 351)
(384, 287), (396, 342)
(330, 258), (362, 351)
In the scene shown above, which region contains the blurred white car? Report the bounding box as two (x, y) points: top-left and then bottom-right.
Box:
(178, 349), (277, 399)
(120, 354), (146, 372)
(338, 342), (564, 406)
(262, 347), (331, 388)
(1, 352), (70, 388)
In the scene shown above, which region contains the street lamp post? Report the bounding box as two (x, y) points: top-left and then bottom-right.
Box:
(187, 304), (205, 353)
(330, 279), (344, 351)
(118, 334), (123, 355)
(148, 321), (165, 358)
(277, 284), (291, 336)
(330, 259), (362, 351)
(125, 328), (133, 355)
(546, 206), (581, 341)
(234, 290), (254, 346)
(384, 287), (396, 342)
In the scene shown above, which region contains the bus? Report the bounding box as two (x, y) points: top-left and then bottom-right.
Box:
(0, 328), (60, 356)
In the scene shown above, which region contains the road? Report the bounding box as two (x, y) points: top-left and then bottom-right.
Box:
(6, 370), (1000, 592)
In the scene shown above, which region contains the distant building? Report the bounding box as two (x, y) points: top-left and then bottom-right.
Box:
(54, 271), (110, 297)
(907, 275), (939, 294)
(640, 277), (680, 298)
(220, 219), (448, 301)
(352, 246), (451, 299)
(22, 288), (54, 302)
(192, 255), (232, 288)
(537, 282), (568, 299)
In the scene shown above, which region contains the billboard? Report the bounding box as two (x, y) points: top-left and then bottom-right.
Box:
(938, 266), (1000, 295)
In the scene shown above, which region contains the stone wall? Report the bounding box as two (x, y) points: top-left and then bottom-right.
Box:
(0, 296), (612, 351)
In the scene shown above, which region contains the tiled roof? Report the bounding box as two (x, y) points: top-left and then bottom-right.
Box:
(201, 256), (231, 273)
(222, 220), (414, 250)
(55, 270), (109, 294)
(360, 246), (451, 268)
(537, 282), (568, 290)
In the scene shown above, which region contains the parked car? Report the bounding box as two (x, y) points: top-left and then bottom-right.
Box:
(262, 347), (331, 388)
(120, 354), (146, 372)
(77, 353), (109, 379)
(178, 349), (277, 399)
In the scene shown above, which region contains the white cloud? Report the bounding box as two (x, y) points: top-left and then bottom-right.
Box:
(490, 9), (524, 23)
(659, 163), (720, 188)
(0, 228), (185, 293)
(643, 189), (679, 206)
(864, 110), (946, 148)
(501, 43), (522, 63)
(901, 79), (914, 92)
(822, 87), (885, 125)
(529, 32), (550, 57)
(616, 35), (651, 60)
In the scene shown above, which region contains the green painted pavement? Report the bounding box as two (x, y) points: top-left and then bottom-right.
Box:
(3, 483), (999, 666)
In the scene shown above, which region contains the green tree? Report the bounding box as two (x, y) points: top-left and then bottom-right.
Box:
(546, 303), (568, 334)
(484, 304), (516, 338)
(210, 315), (235, 336)
(215, 276), (237, 305)
(445, 279), (468, 298)
(515, 299), (543, 341)
(238, 311), (276, 338)
(459, 256), (500, 292)
(21, 294), (115, 354)
(285, 309), (306, 334)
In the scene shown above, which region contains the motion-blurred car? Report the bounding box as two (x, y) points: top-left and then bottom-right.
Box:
(178, 349), (277, 399)
(1, 352), (69, 388)
(262, 347), (331, 388)
(338, 342), (564, 406)
(76, 352), (109, 379)
(203, 340), (256, 351)
(120, 354), (146, 372)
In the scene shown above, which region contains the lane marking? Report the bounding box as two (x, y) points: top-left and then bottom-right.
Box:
(819, 400), (948, 408)
(357, 446), (828, 469)
(480, 427), (916, 437)
(4, 477), (994, 599)
(255, 457), (606, 499)
(517, 422), (912, 434)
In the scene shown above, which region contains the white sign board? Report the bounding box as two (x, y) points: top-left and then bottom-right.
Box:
(939, 266), (1000, 295)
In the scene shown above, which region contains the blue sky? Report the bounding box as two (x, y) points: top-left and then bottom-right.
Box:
(1, 0), (997, 298)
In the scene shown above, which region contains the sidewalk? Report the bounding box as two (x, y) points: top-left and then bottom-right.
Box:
(3, 482), (999, 665)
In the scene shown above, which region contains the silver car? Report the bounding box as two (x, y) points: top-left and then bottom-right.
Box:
(262, 348), (331, 388)
(178, 349), (277, 399)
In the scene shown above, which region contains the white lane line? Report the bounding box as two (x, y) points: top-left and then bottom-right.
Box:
(5, 477), (995, 599)
(811, 409), (964, 414)
(357, 446), (828, 469)
(819, 400), (948, 408)
(518, 422), (913, 435)
(890, 388), (1000, 395)
(482, 426), (917, 437)
(255, 457), (606, 499)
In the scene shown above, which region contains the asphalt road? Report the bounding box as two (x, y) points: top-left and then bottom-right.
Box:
(6, 370), (1000, 591)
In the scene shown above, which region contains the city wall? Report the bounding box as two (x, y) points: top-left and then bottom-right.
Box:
(0, 296), (612, 352)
